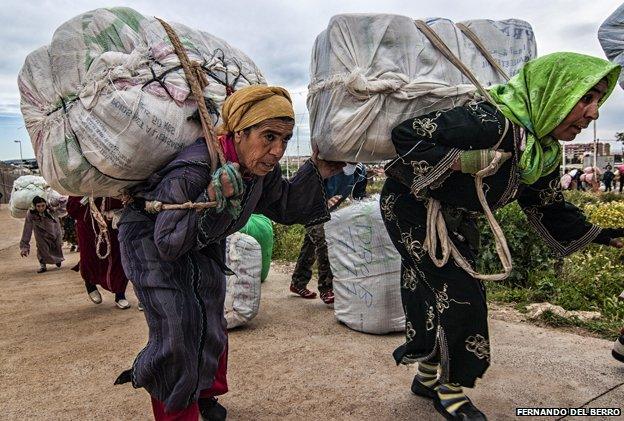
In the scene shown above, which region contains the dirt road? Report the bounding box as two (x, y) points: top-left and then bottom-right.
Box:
(0, 208), (622, 420)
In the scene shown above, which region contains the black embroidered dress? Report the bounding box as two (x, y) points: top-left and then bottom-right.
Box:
(380, 101), (621, 387)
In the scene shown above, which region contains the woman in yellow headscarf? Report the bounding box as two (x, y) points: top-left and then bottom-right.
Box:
(116, 85), (343, 420)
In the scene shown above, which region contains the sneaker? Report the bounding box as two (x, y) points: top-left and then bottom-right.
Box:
(198, 397), (227, 421)
(320, 289), (335, 304)
(612, 329), (624, 363)
(289, 283), (317, 299)
(88, 289), (102, 304)
(433, 396), (487, 420)
(115, 298), (131, 310)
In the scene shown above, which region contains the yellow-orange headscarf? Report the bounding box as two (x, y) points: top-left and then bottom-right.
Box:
(217, 85), (295, 134)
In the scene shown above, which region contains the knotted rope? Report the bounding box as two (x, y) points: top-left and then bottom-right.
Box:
(154, 18), (242, 216)
(89, 198), (111, 260)
(415, 20), (513, 281)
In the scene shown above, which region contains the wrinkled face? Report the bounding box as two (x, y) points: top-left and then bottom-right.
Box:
(35, 202), (47, 213)
(234, 118), (294, 176)
(550, 79), (608, 141)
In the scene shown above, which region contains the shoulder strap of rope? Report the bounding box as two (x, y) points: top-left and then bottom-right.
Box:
(414, 20), (513, 281)
(156, 17), (225, 173)
(455, 23), (510, 82)
(414, 20), (496, 104)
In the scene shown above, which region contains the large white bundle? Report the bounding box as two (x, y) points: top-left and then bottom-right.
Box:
(224, 232), (262, 329)
(599, 3), (624, 88)
(325, 197), (404, 334)
(308, 14), (537, 162)
(9, 175), (67, 219)
(18, 7), (265, 196)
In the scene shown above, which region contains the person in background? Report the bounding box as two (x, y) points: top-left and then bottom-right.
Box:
(290, 163), (368, 304)
(61, 215), (78, 252)
(618, 163), (624, 193)
(20, 196), (64, 273)
(66, 196), (131, 309)
(603, 165), (614, 192)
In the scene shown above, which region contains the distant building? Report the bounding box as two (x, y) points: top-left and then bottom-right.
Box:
(565, 142), (611, 159)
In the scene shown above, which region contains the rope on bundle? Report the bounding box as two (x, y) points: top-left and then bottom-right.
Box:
(156, 17), (225, 173)
(88, 198), (111, 260)
(455, 23), (510, 82)
(153, 18), (243, 217)
(414, 20), (513, 281)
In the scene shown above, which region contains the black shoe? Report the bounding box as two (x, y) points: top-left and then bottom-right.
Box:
(37, 266), (47, 274)
(411, 375), (438, 399)
(198, 397), (227, 421)
(55, 262), (61, 268)
(433, 396), (487, 420)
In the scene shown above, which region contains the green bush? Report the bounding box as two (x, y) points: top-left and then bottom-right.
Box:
(477, 202), (556, 287)
(272, 223), (306, 262)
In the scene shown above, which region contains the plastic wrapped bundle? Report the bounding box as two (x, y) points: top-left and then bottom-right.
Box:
(224, 232), (262, 329)
(599, 3), (624, 88)
(308, 14), (536, 162)
(325, 196), (404, 334)
(9, 175), (67, 218)
(18, 7), (265, 196)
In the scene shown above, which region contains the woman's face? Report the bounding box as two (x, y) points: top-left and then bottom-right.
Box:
(234, 118), (294, 176)
(35, 202), (47, 213)
(550, 79), (608, 141)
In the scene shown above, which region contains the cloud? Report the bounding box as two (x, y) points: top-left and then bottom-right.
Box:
(3, 0), (624, 160)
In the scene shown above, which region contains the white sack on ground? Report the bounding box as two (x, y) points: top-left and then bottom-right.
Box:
(325, 196), (404, 334)
(308, 14), (536, 162)
(599, 3), (624, 88)
(224, 232), (262, 329)
(18, 7), (265, 196)
(9, 175), (67, 219)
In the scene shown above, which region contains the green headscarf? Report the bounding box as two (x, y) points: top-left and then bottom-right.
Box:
(488, 52), (620, 185)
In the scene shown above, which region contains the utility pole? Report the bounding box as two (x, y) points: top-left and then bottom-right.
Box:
(593, 120), (597, 169)
(14, 140), (23, 165)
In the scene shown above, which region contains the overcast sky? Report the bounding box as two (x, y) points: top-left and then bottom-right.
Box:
(1, 0), (624, 160)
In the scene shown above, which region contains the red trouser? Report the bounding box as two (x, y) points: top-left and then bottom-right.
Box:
(151, 345), (228, 421)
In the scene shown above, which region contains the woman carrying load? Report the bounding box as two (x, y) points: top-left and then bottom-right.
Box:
(20, 196), (64, 273)
(117, 85), (343, 421)
(380, 53), (624, 420)
(66, 196), (131, 309)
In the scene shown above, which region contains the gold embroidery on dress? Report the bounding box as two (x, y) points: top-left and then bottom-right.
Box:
(539, 178), (564, 206)
(465, 334), (491, 362)
(411, 160), (434, 178)
(435, 284), (450, 314)
(402, 267), (419, 291)
(412, 112), (441, 138)
(380, 194), (397, 222)
(400, 230), (427, 262)
(426, 306), (435, 331)
(406, 321), (416, 342)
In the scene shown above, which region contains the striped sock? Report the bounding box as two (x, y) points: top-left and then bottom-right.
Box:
(415, 362), (439, 389)
(437, 383), (469, 415)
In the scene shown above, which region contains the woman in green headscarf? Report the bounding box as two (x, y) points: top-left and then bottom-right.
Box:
(381, 52), (624, 420)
